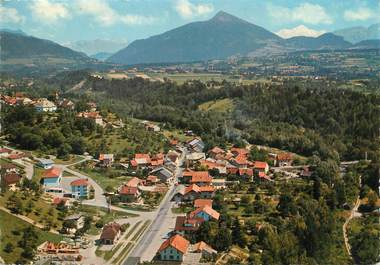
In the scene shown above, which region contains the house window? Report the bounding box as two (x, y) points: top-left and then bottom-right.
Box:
(169, 255), (174, 259)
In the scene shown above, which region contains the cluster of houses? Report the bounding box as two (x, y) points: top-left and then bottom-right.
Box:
(153, 142), (295, 263)
(0, 93), (74, 112)
(154, 170), (219, 262)
(100, 150), (181, 203)
(36, 159), (93, 199)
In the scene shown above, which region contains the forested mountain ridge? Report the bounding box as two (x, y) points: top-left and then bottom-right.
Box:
(0, 31), (95, 65)
(86, 77), (380, 161)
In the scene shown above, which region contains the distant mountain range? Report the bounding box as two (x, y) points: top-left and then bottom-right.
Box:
(64, 39), (128, 57)
(108, 11), (283, 64)
(0, 30), (95, 67)
(334, 24), (380, 44)
(90, 52), (114, 61)
(108, 11), (379, 65)
(1, 12), (379, 68)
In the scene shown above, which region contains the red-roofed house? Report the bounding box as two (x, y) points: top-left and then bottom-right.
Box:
(100, 222), (121, 245)
(276, 153), (294, 167)
(174, 216), (205, 237)
(231, 154), (249, 168)
(208, 147), (225, 159)
(189, 205), (220, 221)
(119, 186), (141, 202)
(231, 147), (249, 157)
(238, 168), (254, 177)
(258, 172), (271, 181)
(193, 241), (217, 258)
(146, 175), (158, 185)
(2, 173), (21, 190)
(182, 184), (215, 201)
(52, 197), (69, 207)
(41, 167), (62, 187)
(126, 177), (142, 188)
(183, 171), (212, 186)
(70, 178), (90, 198)
(99, 154), (114, 167)
(194, 199), (213, 208)
(134, 153), (151, 167)
(158, 234), (190, 261)
(77, 111), (103, 126)
(254, 161), (269, 174)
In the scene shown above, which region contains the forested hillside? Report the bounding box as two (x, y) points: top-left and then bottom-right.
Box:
(88, 77), (380, 161)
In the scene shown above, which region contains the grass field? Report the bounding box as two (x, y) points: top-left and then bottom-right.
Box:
(79, 205), (137, 236)
(147, 72), (271, 85)
(198, 98), (234, 112)
(71, 166), (131, 191)
(0, 210), (63, 264)
(0, 191), (63, 230)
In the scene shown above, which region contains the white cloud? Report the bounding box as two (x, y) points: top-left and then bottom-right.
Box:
(276, 25), (326, 38)
(0, 6), (25, 24)
(268, 2), (333, 25)
(76, 0), (155, 26)
(29, 0), (70, 23)
(344, 7), (375, 21)
(174, 0), (214, 19)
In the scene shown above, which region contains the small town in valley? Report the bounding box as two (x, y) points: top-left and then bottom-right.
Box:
(0, 1), (379, 265)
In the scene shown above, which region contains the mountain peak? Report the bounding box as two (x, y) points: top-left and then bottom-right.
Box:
(210, 11), (242, 23)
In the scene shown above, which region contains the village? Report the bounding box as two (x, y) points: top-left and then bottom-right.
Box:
(0, 91), (311, 265)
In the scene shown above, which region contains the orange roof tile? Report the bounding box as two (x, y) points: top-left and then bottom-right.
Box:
(158, 234), (189, 254)
(190, 172), (212, 183)
(126, 177), (141, 188)
(42, 167), (62, 179)
(70, 178), (89, 186)
(189, 205), (220, 220)
(209, 147), (225, 154)
(194, 199), (213, 208)
(254, 161), (269, 169)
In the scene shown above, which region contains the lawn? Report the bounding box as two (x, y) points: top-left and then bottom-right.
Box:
(71, 166), (131, 191)
(54, 155), (83, 165)
(198, 98), (234, 113)
(33, 166), (46, 182)
(78, 205), (138, 236)
(0, 210), (63, 264)
(0, 191), (63, 230)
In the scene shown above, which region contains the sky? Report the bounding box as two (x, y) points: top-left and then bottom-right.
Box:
(1, 0), (379, 45)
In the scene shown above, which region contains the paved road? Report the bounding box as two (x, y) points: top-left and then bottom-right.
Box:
(13, 158), (34, 180)
(123, 147), (187, 265)
(60, 165), (108, 208)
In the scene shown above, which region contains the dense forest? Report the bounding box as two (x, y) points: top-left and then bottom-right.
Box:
(88, 77), (380, 161)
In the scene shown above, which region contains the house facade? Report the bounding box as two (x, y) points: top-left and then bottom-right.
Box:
(41, 167), (62, 187)
(157, 234), (189, 261)
(70, 178), (90, 198)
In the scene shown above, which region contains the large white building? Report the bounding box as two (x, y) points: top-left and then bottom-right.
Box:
(34, 98), (57, 112)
